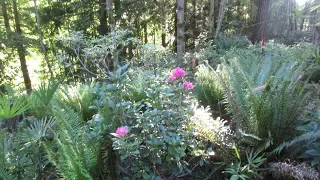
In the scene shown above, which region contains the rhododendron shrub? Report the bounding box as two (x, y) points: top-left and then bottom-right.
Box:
(104, 67), (211, 179)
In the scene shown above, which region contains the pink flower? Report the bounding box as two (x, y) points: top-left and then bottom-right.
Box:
(183, 81), (194, 89)
(113, 126), (129, 138)
(167, 75), (177, 83)
(172, 67), (186, 78)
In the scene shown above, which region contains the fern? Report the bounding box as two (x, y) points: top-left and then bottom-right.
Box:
(214, 50), (312, 147)
(272, 130), (320, 155)
(0, 168), (17, 180)
(44, 104), (97, 180)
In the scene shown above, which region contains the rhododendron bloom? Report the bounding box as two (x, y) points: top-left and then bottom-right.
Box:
(172, 67), (186, 78)
(112, 126), (129, 138)
(167, 75), (177, 83)
(183, 81), (194, 89)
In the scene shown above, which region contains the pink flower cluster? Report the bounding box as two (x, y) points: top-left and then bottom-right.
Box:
(183, 81), (194, 89)
(167, 67), (186, 83)
(167, 67), (194, 90)
(112, 126), (129, 138)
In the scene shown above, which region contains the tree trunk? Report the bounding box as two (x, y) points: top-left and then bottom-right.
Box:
(251, 0), (271, 43)
(106, 0), (114, 32)
(208, 0), (215, 38)
(176, 0), (185, 56)
(162, 23), (166, 47)
(173, 3), (177, 53)
(215, 0), (227, 39)
(313, 26), (320, 46)
(191, 0), (196, 49)
(33, 0), (54, 81)
(144, 23), (148, 43)
(99, 0), (108, 35)
(13, 0), (32, 94)
(1, 0), (11, 33)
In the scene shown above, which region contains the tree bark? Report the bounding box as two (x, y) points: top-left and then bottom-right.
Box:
(215, 0), (227, 39)
(144, 23), (148, 43)
(106, 0), (114, 32)
(176, 0), (185, 56)
(251, 0), (271, 43)
(313, 26), (320, 46)
(1, 0), (11, 33)
(33, 0), (54, 81)
(13, 0), (32, 94)
(208, 0), (215, 38)
(99, 0), (108, 35)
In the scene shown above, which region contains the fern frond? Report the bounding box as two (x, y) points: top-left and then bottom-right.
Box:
(44, 105), (97, 180)
(272, 130), (320, 155)
(0, 167), (17, 180)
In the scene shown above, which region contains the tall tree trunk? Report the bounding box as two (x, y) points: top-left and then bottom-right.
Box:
(251, 0), (271, 43)
(99, 0), (108, 35)
(162, 23), (166, 47)
(313, 26), (320, 46)
(191, 0), (196, 49)
(144, 23), (148, 43)
(106, 0), (114, 32)
(13, 0), (32, 94)
(300, 18), (305, 31)
(33, 0), (54, 81)
(208, 0), (215, 38)
(176, 0), (185, 56)
(173, 3), (177, 53)
(215, 0), (227, 39)
(1, 0), (11, 33)
(0, 0), (11, 85)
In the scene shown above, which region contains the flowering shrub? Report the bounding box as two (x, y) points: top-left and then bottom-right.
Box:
(102, 67), (214, 179)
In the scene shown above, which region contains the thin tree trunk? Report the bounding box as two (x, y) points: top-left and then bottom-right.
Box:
(173, 3), (177, 52)
(99, 0), (108, 35)
(215, 0), (227, 39)
(33, 0), (54, 81)
(251, 0), (271, 42)
(1, 0), (11, 33)
(106, 0), (114, 32)
(0, 0), (11, 84)
(162, 23), (166, 47)
(208, 0), (215, 38)
(13, 0), (32, 94)
(144, 23), (148, 43)
(191, 0), (196, 49)
(176, 0), (185, 56)
(313, 26), (320, 46)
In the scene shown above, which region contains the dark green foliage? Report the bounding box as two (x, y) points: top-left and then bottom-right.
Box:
(213, 34), (251, 53)
(44, 104), (96, 180)
(29, 80), (60, 118)
(0, 93), (30, 120)
(194, 64), (226, 117)
(216, 45), (313, 147)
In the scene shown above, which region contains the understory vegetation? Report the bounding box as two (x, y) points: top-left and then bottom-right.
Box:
(1, 33), (320, 179)
(1, 0), (320, 179)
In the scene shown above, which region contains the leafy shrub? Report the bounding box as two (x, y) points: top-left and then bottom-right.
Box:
(84, 65), (228, 179)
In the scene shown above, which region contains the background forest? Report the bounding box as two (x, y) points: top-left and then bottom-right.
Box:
(1, 0), (320, 179)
